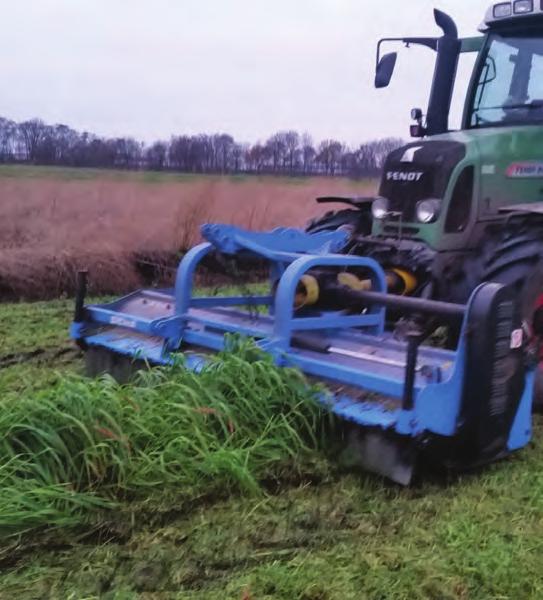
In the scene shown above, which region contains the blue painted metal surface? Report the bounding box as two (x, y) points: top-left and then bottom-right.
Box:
(508, 368), (535, 451)
(71, 222), (535, 466)
(201, 224), (349, 257)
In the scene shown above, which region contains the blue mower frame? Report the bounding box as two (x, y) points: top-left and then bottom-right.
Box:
(71, 224), (535, 484)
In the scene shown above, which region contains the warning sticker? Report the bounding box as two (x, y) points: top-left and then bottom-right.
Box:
(110, 316), (137, 329)
(506, 162), (543, 178)
(510, 329), (523, 349)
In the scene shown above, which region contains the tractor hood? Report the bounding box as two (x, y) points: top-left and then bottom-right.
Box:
(377, 125), (543, 238)
(378, 140), (466, 222)
(451, 126), (543, 216)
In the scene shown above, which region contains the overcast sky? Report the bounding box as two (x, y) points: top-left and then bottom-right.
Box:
(0, 0), (492, 146)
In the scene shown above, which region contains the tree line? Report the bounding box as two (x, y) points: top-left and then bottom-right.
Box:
(0, 116), (403, 177)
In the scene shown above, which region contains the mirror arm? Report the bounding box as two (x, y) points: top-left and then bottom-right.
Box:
(376, 37), (438, 69)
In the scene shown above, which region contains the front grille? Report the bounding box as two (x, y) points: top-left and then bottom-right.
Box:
(382, 224), (420, 238)
(386, 173), (435, 221)
(379, 140), (466, 223)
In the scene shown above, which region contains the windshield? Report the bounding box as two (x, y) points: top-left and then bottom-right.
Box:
(468, 33), (543, 128)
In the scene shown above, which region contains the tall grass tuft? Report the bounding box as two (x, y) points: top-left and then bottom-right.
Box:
(0, 341), (327, 536)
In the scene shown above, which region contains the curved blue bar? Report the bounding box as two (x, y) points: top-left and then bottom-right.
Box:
(273, 254), (388, 350)
(174, 242), (213, 317)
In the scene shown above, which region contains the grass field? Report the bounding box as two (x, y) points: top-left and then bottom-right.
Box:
(2, 165), (543, 598)
(0, 165), (338, 184)
(2, 297), (543, 599)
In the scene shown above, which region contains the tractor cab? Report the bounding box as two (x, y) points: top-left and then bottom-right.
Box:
(367, 3), (543, 259)
(376, 2), (543, 136)
(469, 17), (543, 129)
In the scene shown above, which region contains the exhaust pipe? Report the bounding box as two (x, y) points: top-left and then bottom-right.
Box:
(426, 9), (461, 136)
(434, 8), (458, 38)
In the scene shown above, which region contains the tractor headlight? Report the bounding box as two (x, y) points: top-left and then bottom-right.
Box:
(513, 0), (533, 13)
(416, 199), (441, 224)
(493, 2), (512, 17)
(371, 197), (389, 220)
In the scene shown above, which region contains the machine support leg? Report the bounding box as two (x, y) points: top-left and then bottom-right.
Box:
(402, 332), (423, 410)
(74, 270), (88, 323)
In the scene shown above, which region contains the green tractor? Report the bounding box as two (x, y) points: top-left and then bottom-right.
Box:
(308, 2), (543, 389)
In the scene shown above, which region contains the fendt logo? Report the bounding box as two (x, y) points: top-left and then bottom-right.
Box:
(386, 171), (424, 182)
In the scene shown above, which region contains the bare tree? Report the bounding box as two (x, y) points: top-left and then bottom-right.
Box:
(169, 135), (191, 171)
(354, 138), (404, 177)
(112, 137), (142, 169)
(356, 143), (379, 176)
(0, 113), (404, 177)
(18, 119), (47, 162)
(317, 139), (343, 175)
(340, 150), (358, 175)
(283, 131), (300, 173)
(220, 134), (234, 173)
(54, 124), (81, 165)
(374, 137), (404, 168)
(232, 142), (246, 172)
(34, 125), (58, 164)
(265, 133), (288, 172)
(245, 143), (268, 173)
(0, 118), (16, 161)
(301, 133), (316, 174)
(146, 141), (168, 170)
(195, 134), (214, 172)
(73, 133), (116, 168)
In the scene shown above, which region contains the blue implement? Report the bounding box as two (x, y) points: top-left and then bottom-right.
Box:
(71, 224), (534, 484)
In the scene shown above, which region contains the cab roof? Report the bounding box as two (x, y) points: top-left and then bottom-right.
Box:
(481, 1), (543, 32)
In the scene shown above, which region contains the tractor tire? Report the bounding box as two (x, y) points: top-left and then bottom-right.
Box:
(478, 226), (543, 411)
(305, 208), (372, 237)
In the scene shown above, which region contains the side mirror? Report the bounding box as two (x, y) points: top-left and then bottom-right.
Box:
(410, 107), (426, 137)
(375, 52), (397, 89)
(411, 108), (423, 121)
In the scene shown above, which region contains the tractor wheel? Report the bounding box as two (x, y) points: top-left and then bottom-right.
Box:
(479, 228), (543, 411)
(305, 208), (372, 237)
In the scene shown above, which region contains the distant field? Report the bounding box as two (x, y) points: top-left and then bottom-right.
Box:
(0, 164), (335, 184)
(0, 165), (377, 300)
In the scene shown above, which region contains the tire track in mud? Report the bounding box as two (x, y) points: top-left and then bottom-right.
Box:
(0, 345), (82, 368)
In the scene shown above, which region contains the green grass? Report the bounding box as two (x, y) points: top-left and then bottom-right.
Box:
(0, 298), (74, 353)
(0, 164), (217, 183)
(0, 164), (371, 187)
(2, 298), (543, 598)
(0, 341), (327, 536)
